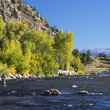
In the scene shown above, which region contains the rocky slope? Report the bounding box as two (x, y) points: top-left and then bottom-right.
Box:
(0, 0), (58, 36)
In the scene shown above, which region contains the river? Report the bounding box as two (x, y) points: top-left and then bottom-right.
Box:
(0, 73), (110, 110)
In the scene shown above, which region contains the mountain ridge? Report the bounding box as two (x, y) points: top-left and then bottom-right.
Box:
(81, 48), (110, 56)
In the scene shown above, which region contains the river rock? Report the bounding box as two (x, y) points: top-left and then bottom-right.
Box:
(8, 90), (17, 96)
(41, 89), (61, 96)
(77, 90), (89, 95)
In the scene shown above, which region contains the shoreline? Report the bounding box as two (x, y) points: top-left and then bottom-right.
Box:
(2, 70), (109, 82)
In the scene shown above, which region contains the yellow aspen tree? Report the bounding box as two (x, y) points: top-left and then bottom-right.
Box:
(65, 32), (74, 70)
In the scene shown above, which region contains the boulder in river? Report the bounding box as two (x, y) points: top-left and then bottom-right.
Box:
(41, 89), (61, 96)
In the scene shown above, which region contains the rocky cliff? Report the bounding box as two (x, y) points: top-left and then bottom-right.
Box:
(0, 0), (58, 35)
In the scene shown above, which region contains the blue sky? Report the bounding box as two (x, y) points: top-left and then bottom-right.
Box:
(25, 0), (110, 49)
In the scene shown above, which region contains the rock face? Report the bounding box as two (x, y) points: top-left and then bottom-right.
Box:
(0, 0), (58, 35)
(0, 0), (23, 21)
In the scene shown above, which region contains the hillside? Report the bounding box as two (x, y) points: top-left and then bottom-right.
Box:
(0, 0), (75, 78)
(85, 57), (110, 74)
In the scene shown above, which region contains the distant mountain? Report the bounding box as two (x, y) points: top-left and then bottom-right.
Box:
(81, 48), (110, 56)
(91, 48), (110, 56)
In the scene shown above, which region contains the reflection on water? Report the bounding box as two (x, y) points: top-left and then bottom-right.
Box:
(0, 74), (110, 110)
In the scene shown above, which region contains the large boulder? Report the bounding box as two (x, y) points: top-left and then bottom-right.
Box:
(41, 89), (61, 96)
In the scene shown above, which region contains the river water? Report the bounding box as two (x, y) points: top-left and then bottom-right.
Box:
(0, 73), (110, 110)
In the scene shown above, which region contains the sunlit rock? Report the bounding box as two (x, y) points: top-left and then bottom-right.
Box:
(41, 89), (61, 96)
